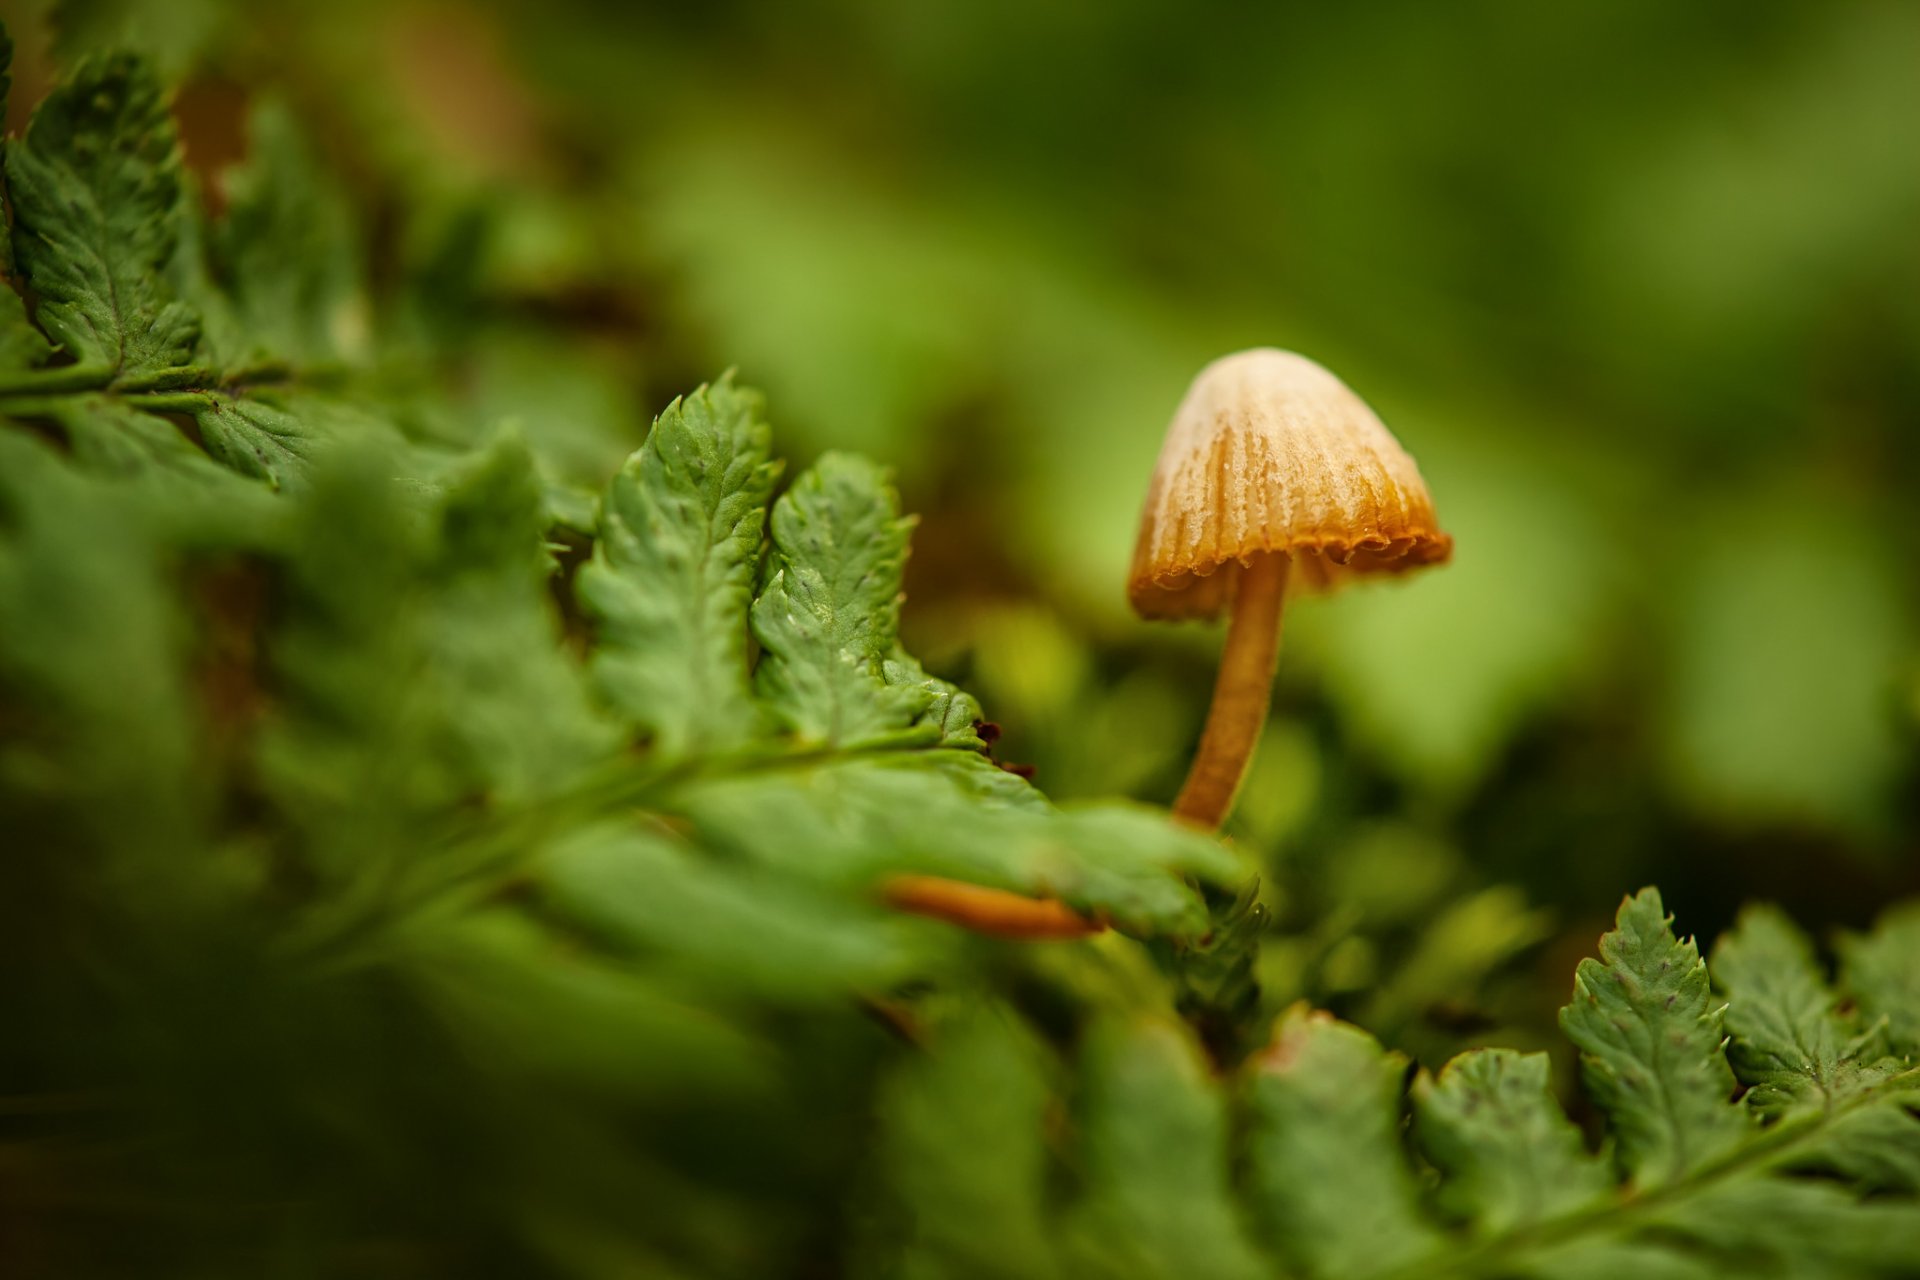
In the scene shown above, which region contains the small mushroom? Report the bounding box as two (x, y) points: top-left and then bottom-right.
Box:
(1130, 349), (1452, 829)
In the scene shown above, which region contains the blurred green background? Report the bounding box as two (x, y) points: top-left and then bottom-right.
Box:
(8, 0), (1917, 1053)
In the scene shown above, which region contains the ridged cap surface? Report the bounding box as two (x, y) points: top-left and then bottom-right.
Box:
(1128, 349), (1451, 620)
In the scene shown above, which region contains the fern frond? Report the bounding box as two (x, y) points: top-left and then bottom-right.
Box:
(872, 890), (1920, 1280)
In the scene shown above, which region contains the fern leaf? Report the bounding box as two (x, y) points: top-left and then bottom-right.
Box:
(1412, 1048), (1612, 1235)
(576, 376), (780, 756)
(1064, 1017), (1267, 1280)
(751, 451), (932, 746)
(1558, 887), (1749, 1186)
(1246, 1006), (1439, 1278)
(252, 444), (441, 895)
(884, 647), (987, 748)
(673, 753), (1239, 938)
(257, 435), (611, 945)
(1840, 903), (1920, 1056)
(1790, 1104), (1920, 1193)
(4, 52), (200, 376)
(861, 1007), (1061, 1280)
(191, 394), (319, 490)
(539, 822), (931, 1001)
(422, 436), (617, 799)
(54, 397), (254, 497)
(1518, 1240), (1722, 1280)
(1642, 1178), (1920, 1276)
(0, 432), (201, 867)
(1714, 903), (1899, 1114)
(0, 32), (53, 372)
(215, 99), (366, 366)
(401, 908), (774, 1103)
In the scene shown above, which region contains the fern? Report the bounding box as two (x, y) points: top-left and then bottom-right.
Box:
(0, 41), (1235, 1275)
(5, 33), (1920, 1280)
(875, 891), (1920, 1280)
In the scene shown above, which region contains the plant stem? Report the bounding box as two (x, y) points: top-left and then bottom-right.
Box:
(279, 732), (962, 974)
(124, 392), (218, 414)
(114, 365), (217, 392)
(1172, 553), (1288, 829)
(0, 364), (116, 397)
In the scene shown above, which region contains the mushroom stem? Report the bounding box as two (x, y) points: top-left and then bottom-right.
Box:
(881, 875), (1105, 939)
(1172, 553), (1289, 829)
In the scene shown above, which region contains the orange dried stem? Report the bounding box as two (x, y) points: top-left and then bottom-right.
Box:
(1172, 553), (1288, 829)
(881, 874), (1105, 940)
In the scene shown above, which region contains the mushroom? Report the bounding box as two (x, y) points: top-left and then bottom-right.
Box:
(1130, 349), (1452, 829)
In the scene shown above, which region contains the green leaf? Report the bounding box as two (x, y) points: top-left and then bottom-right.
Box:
(1063, 1017), (1267, 1280)
(751, 451), (933, 746)
(0, 30), (53, 373)
(4, 51), (200, 376)
(673, 752), (1239, 939)
(576, 376), (779, 756)
(1714, 903), (1896, 1114)
(49, 398), (277, 548)
(1245, 1007), (1439, 1278)
(401, 909), (774, 1104)
(540, 822), (930, 1002)
(252, 445), (436, 892)
(0, 431), (202, 877)
(1518, 1240), (1721, 1280)
(1160, 878), (1267, 1060)
(259, 437), (613, 934)
(216, 100), (367, 366)
(421, 435), (615, 799)
(1413, 1048), (1613, 1235)
(1790, 1104), (1920, 1194)
(192, 394), (317, 489)
(884, 648), (987, 749)
(0, 265), (50, 371)
(166, 172), (246, 369)
(1034, 803), (1246, 936)
(55, 396), (244, 489)
(1646, 1178), (1920, 1276)
(1840, 904), (1920, 1057)
(1559, 888), (1749, 1187)
(863, 1007), (1061, 1280)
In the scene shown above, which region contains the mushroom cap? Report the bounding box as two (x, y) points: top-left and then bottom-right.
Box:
(1128, 349), (1452, 621)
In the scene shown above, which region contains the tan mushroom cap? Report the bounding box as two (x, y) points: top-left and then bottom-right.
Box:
(1128, 348), (1452, 621)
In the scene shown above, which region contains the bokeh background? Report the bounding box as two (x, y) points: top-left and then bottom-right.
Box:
(7, 0), (1917, 1056)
